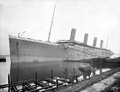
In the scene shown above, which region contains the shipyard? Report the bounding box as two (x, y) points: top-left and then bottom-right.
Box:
(0, 0), (120, 92)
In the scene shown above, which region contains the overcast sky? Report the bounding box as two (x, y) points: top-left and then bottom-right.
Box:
(0, 0), (120, 55)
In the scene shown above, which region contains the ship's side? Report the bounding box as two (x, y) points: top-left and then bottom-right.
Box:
(9, 35), (113, 63)
(9, 34), (113, 82)
(9, 36), (66, 62)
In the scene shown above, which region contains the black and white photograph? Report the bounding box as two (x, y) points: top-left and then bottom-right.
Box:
(0, 0), (120, 92)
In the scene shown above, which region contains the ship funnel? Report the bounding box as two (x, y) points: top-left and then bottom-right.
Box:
(100, 40), (103, 48)
(83, 33), (88, 45)
(70, 28), (76, 41)
(93, 37), (97, 47)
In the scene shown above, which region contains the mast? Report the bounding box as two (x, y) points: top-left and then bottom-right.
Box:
(48, 3), (56, 42)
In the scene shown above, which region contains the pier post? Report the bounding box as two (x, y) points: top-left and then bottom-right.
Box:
(56, 79), (58, 90)
(91, 60), (95, 76)
(65, 68), (67, 86)
(51, 70), (53, 79)
(72, 68), (75, 84)
(35, 72), (37, 88)
(35, 72), (37, 80)
(16, 65), (19, 82)
(99, 60), (102, 74)
(8, 74), (11, 92)
(93, 68), (96, 76)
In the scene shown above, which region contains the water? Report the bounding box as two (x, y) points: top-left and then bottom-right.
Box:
(0, 57), (11, 85)
(0, 58), (119, 91)
(0, 59), (118, 85)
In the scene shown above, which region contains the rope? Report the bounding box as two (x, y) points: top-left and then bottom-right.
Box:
(26, 22), (51, 37)
(10, 13), (51, 35)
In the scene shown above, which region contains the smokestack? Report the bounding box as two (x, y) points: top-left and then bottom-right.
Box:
(100, 40), (103, 48)
(70, 28), (76, 41)
(83, 33), (88, 45)
(93, 37), (97, 47)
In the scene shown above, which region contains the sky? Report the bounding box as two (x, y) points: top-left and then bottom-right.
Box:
(0, 0), (120, 55)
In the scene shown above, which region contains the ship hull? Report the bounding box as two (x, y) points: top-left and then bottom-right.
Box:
(9, 36), (113, 82)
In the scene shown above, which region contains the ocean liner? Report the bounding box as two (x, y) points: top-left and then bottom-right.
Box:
(9, 28), (113, 82)
(9, 5), (113, 82)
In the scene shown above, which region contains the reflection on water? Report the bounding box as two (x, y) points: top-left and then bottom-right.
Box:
(0, 57), (11, 85)
(0, 58), (119, 85)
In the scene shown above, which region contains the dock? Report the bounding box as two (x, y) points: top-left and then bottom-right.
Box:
(0, 57), (120, 92)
